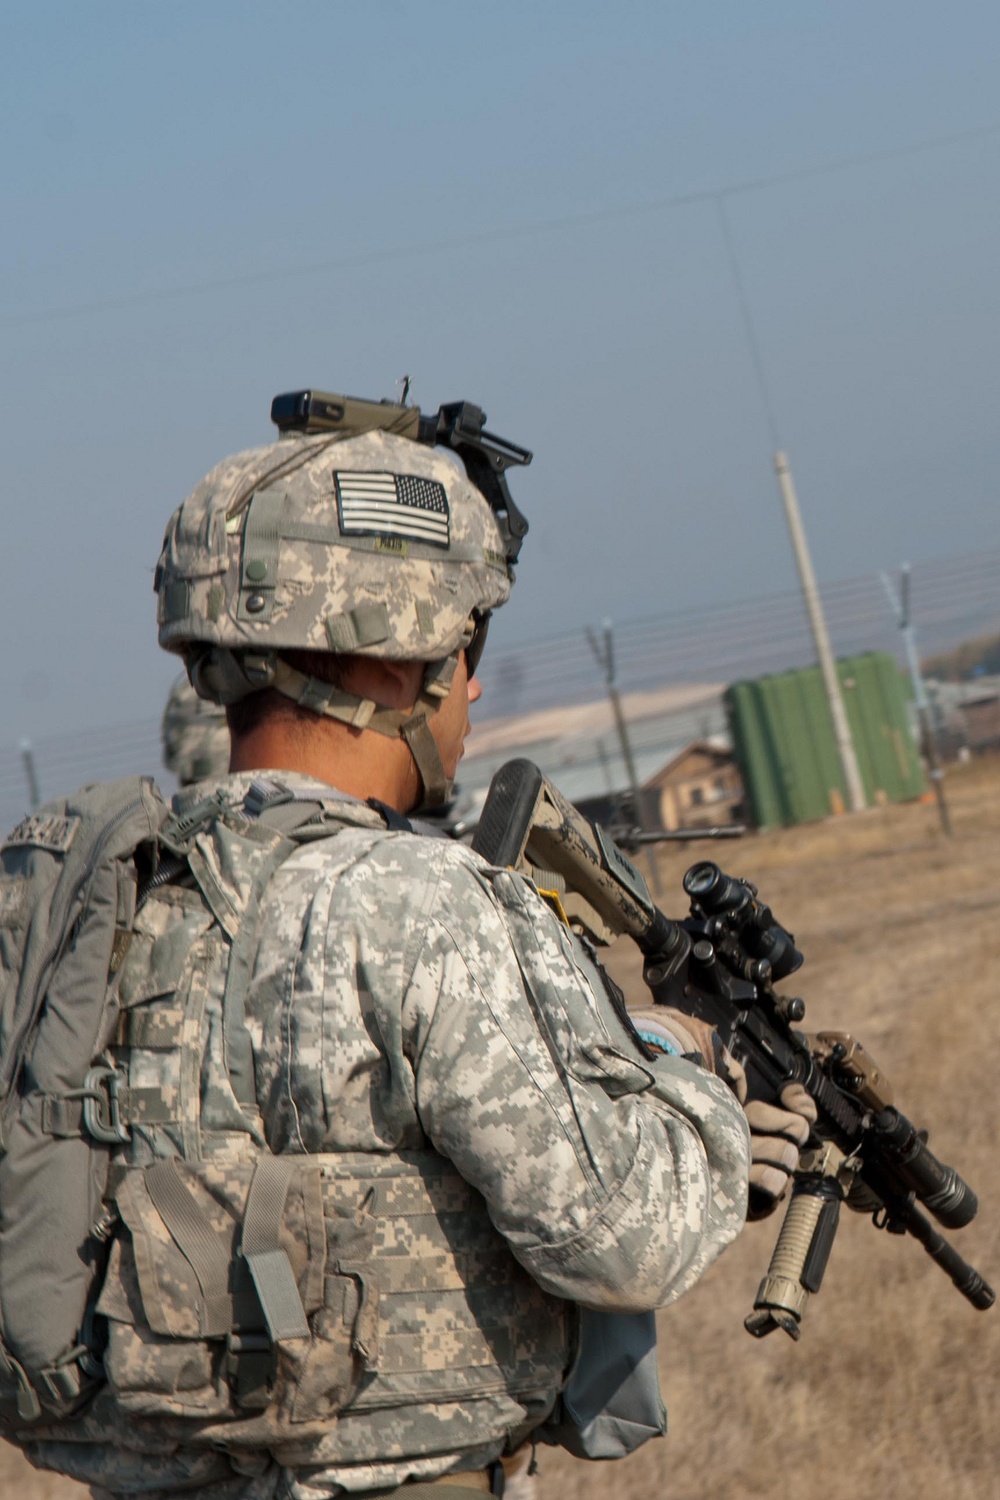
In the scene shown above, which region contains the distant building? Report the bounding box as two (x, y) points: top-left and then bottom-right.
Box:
(960, 688), (1000, 752)
(457, 682), (728, 822)
(924, 673), (1000, 758)
(643, 739), (745, 831)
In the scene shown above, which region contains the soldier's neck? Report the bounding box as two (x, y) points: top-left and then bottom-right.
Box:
(229, 719), (420, 814)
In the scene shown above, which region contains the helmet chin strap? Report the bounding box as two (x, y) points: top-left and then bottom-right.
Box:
(187, 626), (472, 812)
(398, 714), (450, 811)
(268, 652), (459, 811)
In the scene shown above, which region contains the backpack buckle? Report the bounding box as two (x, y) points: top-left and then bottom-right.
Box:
(82, 1066), (130, 1144)
(225, 1331), (275, 1410)
(244, 777), (295, 815)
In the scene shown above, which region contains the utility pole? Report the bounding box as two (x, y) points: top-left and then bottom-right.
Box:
(880, 565), (952, 836)
(586, 620), (662, 895)
(774, 451), (867, 814)
(595, 737), (615, 796)
(716, 199), (864, 814)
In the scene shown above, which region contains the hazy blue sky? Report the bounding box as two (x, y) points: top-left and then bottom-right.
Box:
(2, 1), (998, 743)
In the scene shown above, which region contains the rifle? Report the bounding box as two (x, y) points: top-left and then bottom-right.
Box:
(471, 758), (994, 1340)
(609, 823), (747, 851)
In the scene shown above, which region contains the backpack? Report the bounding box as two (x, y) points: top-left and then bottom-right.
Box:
(0, 773), (369, 1437)
(1, 772), (658, 1483)
(0, 777), (167, 1423)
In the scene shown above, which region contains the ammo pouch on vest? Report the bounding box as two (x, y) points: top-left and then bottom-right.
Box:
(97, 1153), (376, 1441)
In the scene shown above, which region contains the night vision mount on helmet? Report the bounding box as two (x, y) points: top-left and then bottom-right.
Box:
(269, 388), (531, 569)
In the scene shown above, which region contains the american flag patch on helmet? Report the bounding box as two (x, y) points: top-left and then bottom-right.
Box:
(335, 471), (451, 548)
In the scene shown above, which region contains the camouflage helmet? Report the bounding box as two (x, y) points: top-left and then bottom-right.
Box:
(161, 675), (230, 786)
(155, 428), (513, 805)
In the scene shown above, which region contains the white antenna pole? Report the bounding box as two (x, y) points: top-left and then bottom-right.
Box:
(717, 199), (864, 815)
(774, 451), (866, 813)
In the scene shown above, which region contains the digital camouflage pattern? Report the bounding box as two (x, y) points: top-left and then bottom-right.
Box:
(22, 774), (750, 1499)
(242, 785), (750, 1310)
(155, 431), (511, 668)
(161, 675), (230, 784)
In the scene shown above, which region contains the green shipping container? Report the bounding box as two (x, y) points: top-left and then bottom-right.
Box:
(725, 652), (926, 828)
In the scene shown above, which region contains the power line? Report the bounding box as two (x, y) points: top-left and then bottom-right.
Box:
(488, 546), (1000, 665)
(3, 121), (998, 330)
(716, 120), (1000, 198)
(0, 546), (995, 818)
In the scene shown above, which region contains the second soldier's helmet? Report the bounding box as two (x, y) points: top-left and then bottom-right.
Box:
(161, 675), (230, 786)
(154, 427), (514, 805)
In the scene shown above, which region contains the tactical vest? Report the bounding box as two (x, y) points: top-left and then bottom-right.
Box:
(97, 1150), (570, 1459)
(89, 786), (571, 1464)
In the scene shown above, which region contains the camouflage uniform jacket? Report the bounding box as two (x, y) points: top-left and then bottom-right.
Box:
(29, 772), (749, 1499)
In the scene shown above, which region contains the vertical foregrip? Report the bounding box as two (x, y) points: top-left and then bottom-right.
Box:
(744, 1178), (843, 1340)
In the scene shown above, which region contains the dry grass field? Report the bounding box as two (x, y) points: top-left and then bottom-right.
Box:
(4, 756), (998, 1498)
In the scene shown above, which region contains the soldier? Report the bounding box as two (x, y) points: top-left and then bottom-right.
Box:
(161, 673), (231, 785)
(28, 407), (763, 1499)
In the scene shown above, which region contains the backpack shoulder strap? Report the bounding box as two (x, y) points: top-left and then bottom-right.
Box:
(217, 821), (302, 1110)
(365, 797), (415, 833)
(1, 776), (166, 1114)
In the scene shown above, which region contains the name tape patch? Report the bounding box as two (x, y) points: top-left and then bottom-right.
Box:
(335, 471), (450, 549)
(2, 813), (81, 855)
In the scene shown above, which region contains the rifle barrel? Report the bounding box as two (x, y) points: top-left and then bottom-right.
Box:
(892, 1198), (995, 1310)
(621, 825), (747, 846)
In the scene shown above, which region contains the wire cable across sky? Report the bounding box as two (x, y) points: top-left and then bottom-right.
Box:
(2, 543), (995, 834)
(4, 120), (998, 330)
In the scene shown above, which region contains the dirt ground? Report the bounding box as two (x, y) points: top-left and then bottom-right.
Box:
(4, 756), (999, 1498)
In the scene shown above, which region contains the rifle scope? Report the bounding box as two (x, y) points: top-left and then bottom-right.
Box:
(683, 861), (803, 981)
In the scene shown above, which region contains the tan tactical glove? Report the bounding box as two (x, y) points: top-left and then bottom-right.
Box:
(630, 1008), (817, 1219)
(741, 1083), (818, 1218)
(501, 1444), (538, 1500)
(715, 1045), (818, 1218)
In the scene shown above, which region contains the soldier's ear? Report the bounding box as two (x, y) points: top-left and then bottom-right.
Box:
(340, 656), (424, 712)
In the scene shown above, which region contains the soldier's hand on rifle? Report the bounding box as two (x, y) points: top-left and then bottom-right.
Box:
(689, 1042), (818, 1220)
(632, 1008), (817, 1220)
(739, 1080), (817, 1220)
(707, 1052), (818, 1219)
(708, 1041), (817, 1218)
